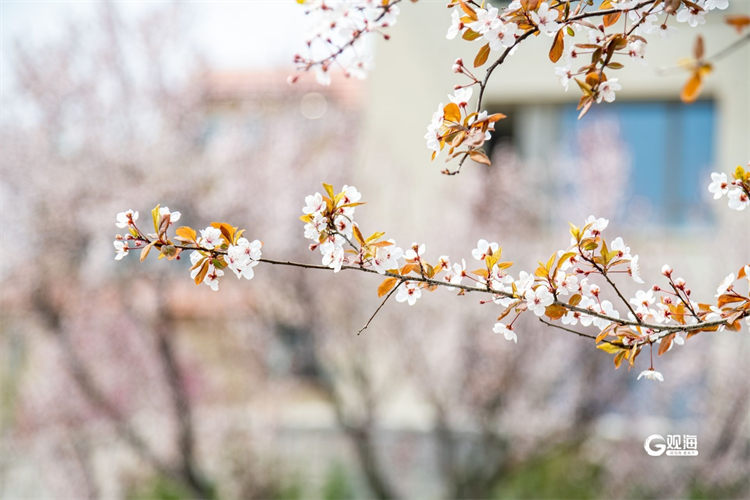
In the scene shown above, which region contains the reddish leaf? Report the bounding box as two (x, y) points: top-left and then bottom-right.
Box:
(549, 29), (564, 62)
(658, 333), (675, 355)
(474, 43), (490, 67)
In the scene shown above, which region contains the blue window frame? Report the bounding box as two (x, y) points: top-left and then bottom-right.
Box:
(561, 100), (716, 226)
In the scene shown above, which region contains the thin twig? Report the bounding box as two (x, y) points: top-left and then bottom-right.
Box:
(357, 280), (402, 335)
(539, 318), (623, 348)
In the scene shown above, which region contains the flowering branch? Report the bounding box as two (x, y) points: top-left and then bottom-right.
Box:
(114, 180), (750, 382)
(419, 0), (737, 169)
(290, 0), (406, 85)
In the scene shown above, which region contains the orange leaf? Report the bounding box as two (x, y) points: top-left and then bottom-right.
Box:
(585, 71), (600, 87)
(469, 150), (491, 166)
(211, 222), (235, 243)
(726, 14), (750, 33)
(462, 28), (482, 41)
(353, 225), (365, 245)
(603, 11), (621, 27)
(680, 71), (703, 103)
(175, 226), (197, 241)
(549, 28), (564, 62)
(472, 268), (489, 278)
(193, 260), (209, 285)
(613, 350), (626, 368)
(443, 102), (461, 123)
(717, 294), (745, 308)
(140, 241), (156, 262)
(658, 334), (674, 355)
(595, 326), (610, 343)
(738, 265), (747, 279)
(474, 43), (490, 68)
(486, 113), (507, 123)
(458, 0), (477, 21)
(377, 277), (399, 297)
(544, 304), (567, 320)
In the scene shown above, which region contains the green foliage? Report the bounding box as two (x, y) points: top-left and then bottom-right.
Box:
(322, 462), (356, 500)
(492, 444), (604, 499)
(127, 476), (195, 500)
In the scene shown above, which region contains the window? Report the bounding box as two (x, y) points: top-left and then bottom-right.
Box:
(486, 100), (717, 228)
(561, 100), (716, 227)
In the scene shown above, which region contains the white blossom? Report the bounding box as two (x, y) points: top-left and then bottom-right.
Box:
(449, 87), (473, 109)
(704, 0), (729, 10)
(716, 273), (735, 296)
(198, 226), (223, 250)
(472, 239), (499, 261)
(525, 286), (553, 317)
(320, 240), (345, 272)
(493, 322), (517, 343)
(676, 6), (706, 27)
(514, 271), (535, 298)
(396, 281), (421, 305)
(610, 237), (631, 260)
(113, 240), (129, 260)
(444, 259), (467, 288)
(596, 79), (622, 103)
(487, 21), (520, 52)
(637, 369), (664, 382)
(371, 242), (404, 274)
(629, 254), (645, 284)
(530, 2), (559, 36)
(425, 102), (444, 153)
(158, 206), (181, 224)
(303, 192), (326, 215)
(115, 210), (138, 229)
(727, 188), (749, 211)
(225, 238), (262, 280)
(708, 172), (729, 199)
(468, 6), (500, 35)
(204, 265), (224, 291)
(405, 243), (425, 261)
(446, 8), (463, 40)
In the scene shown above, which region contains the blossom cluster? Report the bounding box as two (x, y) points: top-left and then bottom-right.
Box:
(291, 0), (402, 85)
(708, 164), (750, 211)
(424, 86), (505, 169)
(298, 186), (749, 383)
(301, 183), (363, 272)
(426, 0), (733, 168)
(299, 185), (749, 381)
(113, 205), (262, 291)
